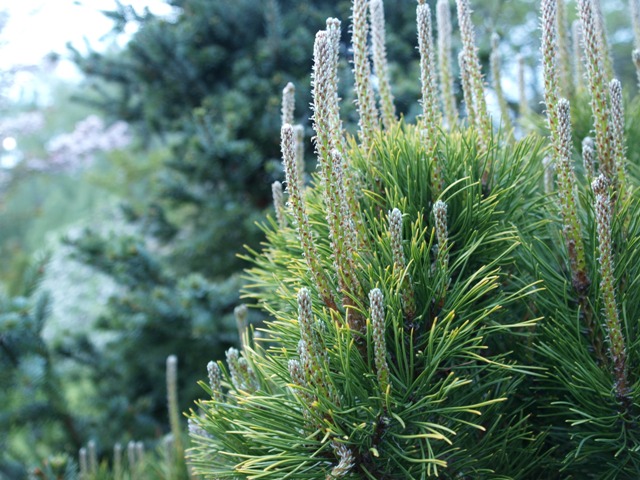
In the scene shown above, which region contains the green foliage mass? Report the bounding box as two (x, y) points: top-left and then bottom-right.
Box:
(188, 1), (640, 478)
(0, 260), (81, 479)
(519, 98), (640, 478)
(190, 124), (550, 478)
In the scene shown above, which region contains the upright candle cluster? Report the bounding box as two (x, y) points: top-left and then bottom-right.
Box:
(389, 208), (416, 321)
(436, 0), (457, 129)
(417, 3), (443, 194)
(578, 0), (614, 183)
(592, 175), (629, 404)
(352, 0), (380, 150)
(370, 0), (396, 130)
(456, 0), (489, 146)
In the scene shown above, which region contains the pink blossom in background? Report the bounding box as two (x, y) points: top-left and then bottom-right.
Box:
(0, 110), (45, 137)
(30, 114), (131, 172)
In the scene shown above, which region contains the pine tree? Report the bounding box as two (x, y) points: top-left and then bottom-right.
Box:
(189, 1), (546, 476)
(189, 0), (640, 478)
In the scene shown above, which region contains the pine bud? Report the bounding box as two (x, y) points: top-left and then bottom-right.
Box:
(369, 288), (390, 394)
(281, 124), (298, 191)
(459, 51), (477, 128)
(582, 136), (595, 179)
(235, 303), (249, 347)
(370, 0), (396, 130)
(297, 339), (315, 391)
(456, 0), (489, 144)
(437, 0), (458, 129)
(389, 208), (405, 268)
(325, 19), (345, 153)
(541, 0), (560, 142)
(238, 357), (258, 391)
(87, 440), (97, 474)
(578, 0), (614, 182)
(294, 124), (305, 191)
(135, 441), (145, 465)
(313, 30), (361, 301)
(329, 441), (356, 478)
(555, 99), (588, 293)
(288, 358), (316, 412)
(326, 18), (341, 74)
(226, 349), (257, 392)
(315, 20), (359, 243)
(312, 31), (335, 160)
(556, 0), (572, 98)
(571, 20), (584, 91)
(417, 3), (440, 133)
(281, 124), (336, 310)
(226, 347), (243, 391)
(79, 448), (88, 478)
(127, 441), (136, 472)
(609, 79), (626, 190)
(272, 180), (287, 229)
(591, 0), (613, 80)
(592, 174), (629, 402)
(297, 288), (334, 401)
(288, 358), (307, 390)
(297, 339), (311, 380)
(298, 288), (321, 360)
(166, 354), (178, 398)
(417, 3), (444, 195)
(166, 355), (184, 457)
(389, 208), (416, 320)
(456, 0), (479, 93)
(591, 172), (608, 196)
(281, 82), (295, 127)
(433, 200), (449, 271)
(113, 443), (122, 480)
(207, 360), (223, 402)
(352, 0), (380, 150)
(164, 434), (174, 462)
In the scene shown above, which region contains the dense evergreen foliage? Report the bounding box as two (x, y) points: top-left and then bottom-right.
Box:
(0, 261), (79, 479)
(189, 0), (640, 478)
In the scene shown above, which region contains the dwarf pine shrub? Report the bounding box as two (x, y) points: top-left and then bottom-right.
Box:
(189, 0), (640, 478)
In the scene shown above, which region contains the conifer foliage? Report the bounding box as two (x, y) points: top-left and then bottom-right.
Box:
(0, 260), (83, 479)
(189, 0), (640, 478)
